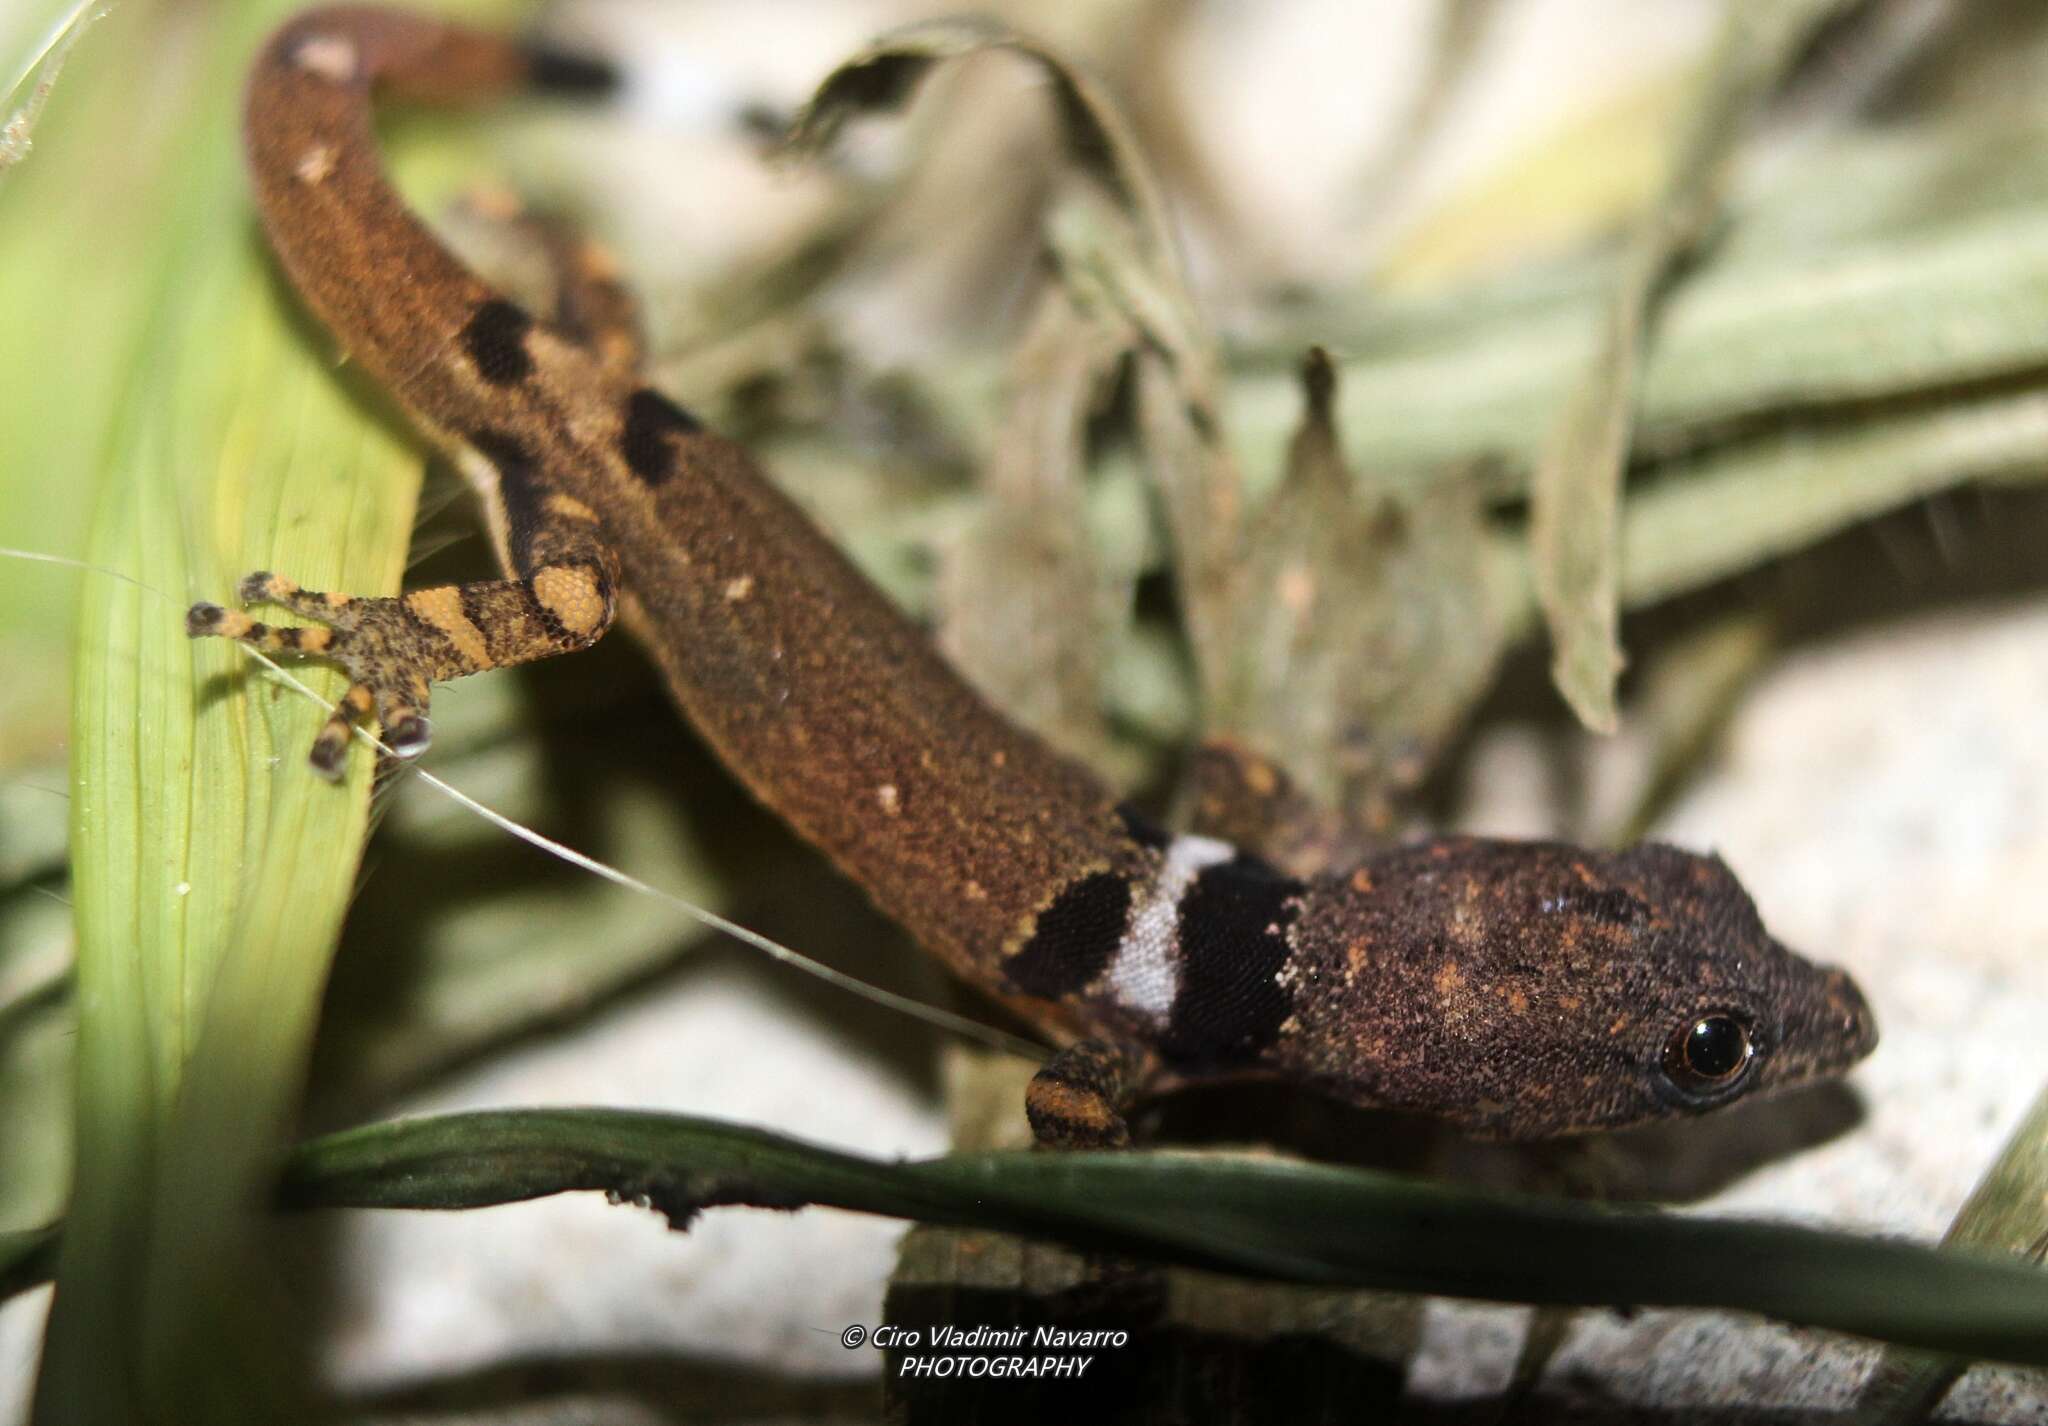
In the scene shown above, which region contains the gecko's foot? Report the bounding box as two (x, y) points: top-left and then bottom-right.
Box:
(186, 571), (437, 777)
(1026, 1040), (1154, 1149)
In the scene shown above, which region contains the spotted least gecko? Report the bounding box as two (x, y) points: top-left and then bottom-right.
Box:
(186, 7), (1876, 1147)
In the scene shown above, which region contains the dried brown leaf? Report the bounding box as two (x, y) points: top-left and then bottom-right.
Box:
(1213, 351), (1507, 829)
(936, 283), (1135, 764)
(1530, 0), (1854, 733)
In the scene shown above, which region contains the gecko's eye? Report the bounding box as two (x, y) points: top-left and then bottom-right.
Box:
(1661, 1012), (1754, 1097)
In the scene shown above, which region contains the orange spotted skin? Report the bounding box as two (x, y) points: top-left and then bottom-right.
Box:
(190, 7), (1879, 1147)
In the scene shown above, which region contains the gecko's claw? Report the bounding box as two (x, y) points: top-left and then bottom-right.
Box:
(383, 713), (432, 759)
(308, 723), (352, 780)
(306, 680), (400, 777)
(185, 599), (264, 641)
(307, 681), (377, 778)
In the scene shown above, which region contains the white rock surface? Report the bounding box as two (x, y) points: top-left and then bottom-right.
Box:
(318, 951), (950, 1393)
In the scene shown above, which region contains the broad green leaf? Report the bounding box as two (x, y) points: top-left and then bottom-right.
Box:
(36, 1), (527, 1420)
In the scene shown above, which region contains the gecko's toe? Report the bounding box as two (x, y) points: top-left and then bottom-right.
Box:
(238, 570), (306, 605)
(305, 682), (377, 779)
(308, 732), (351, 781)
(383, 714), (433, 759)
(185, 601), (260, 641)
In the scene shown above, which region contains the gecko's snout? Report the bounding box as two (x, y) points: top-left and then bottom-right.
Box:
(1823, 964), (1879, 1064)
(1764, 952), (1880, 1096)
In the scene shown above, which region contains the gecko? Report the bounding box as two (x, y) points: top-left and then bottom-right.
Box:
(186, 6), (1876, 1148)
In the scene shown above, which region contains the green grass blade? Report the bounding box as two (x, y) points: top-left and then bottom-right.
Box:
(0, 1226), (58, 1303)
(278, 1107), (2048, 1368)
(1851, 1082), (2048, 1423)
(39, 1), (519, 1420)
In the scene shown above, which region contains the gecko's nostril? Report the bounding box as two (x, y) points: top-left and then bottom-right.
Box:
(1824, 966), (1878, 1062)
(1852, 998), (1879, 1057)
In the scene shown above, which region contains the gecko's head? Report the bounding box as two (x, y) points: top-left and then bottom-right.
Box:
(1570, 842), (1878, 1132)
(1305, 839), (1878, 1138)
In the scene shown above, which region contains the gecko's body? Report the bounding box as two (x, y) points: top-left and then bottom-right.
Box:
(190, 7), (1875, 1145)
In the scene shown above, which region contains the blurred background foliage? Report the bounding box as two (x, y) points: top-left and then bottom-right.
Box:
(4, 0), (2048, 1420)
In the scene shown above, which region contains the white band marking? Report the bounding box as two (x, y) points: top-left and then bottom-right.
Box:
(1104, 832), (1236, 1023)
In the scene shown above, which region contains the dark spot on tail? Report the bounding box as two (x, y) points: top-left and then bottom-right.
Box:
(1160, 858), (1303, 1065)
(620, 387), (703, 486)
(522, 42), (619, 97)
(1005, 872), (1131, 999)
(186, 603), (224, 635)
(461, 300), (536, 387)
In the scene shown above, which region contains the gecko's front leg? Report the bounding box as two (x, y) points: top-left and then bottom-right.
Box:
(190, 523), (618, 775)
(186, 4), (652, 776)
(186, 8), (641, 773)
(187, 290), (634, 775)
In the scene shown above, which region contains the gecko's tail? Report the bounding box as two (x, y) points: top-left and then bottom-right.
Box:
(253, 7), (615, 111)
(239, 7), (618, 438)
